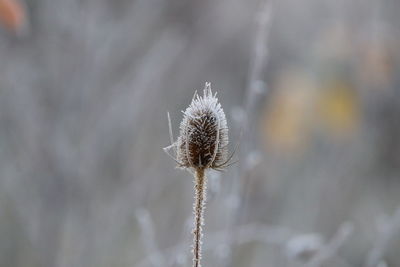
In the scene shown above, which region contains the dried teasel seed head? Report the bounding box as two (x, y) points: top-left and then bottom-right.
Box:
(176, 82), (229, 170)
(163, 82), (231, 267)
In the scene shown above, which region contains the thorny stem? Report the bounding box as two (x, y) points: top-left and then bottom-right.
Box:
(193, 168), (207, 267)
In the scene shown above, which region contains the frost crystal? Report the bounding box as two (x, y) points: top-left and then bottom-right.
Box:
(175, 82), (229, 170)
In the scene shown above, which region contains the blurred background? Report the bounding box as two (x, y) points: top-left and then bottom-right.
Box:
(0, 0), (400, 266)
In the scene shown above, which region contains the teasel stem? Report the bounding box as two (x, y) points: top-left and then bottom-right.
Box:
(193, 168), (207, 267)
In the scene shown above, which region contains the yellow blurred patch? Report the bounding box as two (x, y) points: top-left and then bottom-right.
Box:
(317, 80), (359, 136)
(262, 71), (359, 153)
(262, 70), (316, 152)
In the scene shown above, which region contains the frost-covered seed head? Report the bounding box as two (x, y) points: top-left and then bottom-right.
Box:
(176, 82), (228, 170)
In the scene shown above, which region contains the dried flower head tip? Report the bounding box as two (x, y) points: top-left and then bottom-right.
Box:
(165, 82), (231, 171)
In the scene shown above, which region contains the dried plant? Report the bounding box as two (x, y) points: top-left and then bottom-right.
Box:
(164, 82), (233, 267)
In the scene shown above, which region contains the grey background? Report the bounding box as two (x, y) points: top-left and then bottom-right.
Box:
(0, 0), (400, 266)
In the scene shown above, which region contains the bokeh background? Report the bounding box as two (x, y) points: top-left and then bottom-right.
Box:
(1, 0), (400, 266)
